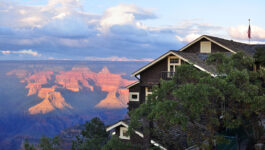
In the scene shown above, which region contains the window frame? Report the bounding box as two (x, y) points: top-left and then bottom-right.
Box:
(167, 56), (181, 72)
(119, 127), (130, 140)
(129, 92), (139, 101)
(200, 41), (211, 53)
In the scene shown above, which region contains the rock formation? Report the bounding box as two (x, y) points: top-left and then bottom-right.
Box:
(29, 86), (72, 114)
(7, 66), (135, 114)
(22, 71), (53, 96)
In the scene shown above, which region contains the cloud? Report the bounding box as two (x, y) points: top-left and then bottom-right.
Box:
(0, 0), (93, 28)
(229, 25), (265, 41)
(172, 21), (225, 42)
(1, 50), (11, 54)
(99, 4), (156, 32)
(85, 56), (153, 62)
(0, 1), (235, 60)
(1, 49), (41, 57)
(176, 33), (201, 42)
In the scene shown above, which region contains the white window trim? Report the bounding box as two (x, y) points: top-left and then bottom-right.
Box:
(167, 56), (181, 72)
(119, 127), (130, 140)
(129, 92), (139, 101)
(200, 41), (211, 53)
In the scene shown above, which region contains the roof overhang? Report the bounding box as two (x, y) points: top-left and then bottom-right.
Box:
(132, 51), (217, 77)
(125, 81), (140, 89)
(106, 121), (128, 131)
(106, 120), (167, 150)
(131, 51), (176, 77)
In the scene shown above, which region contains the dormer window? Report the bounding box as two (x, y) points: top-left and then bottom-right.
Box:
(200, 41), (211, 53)
(168, 56), (181, 73)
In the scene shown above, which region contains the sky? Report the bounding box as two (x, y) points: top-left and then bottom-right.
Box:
(0, 0), (265, 60)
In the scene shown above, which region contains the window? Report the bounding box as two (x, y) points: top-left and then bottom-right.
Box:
(119, 127), (130, 140)
(168, 56), (180, 73)
(167, 56), (180, 78)
(170, 58), (179, 64)
(200, 41), (211, 53)
(129, 92), (139, 101)
(132, 95), (138, 99)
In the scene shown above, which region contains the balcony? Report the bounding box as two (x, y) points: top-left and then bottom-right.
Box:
(161, 71), (175, 80)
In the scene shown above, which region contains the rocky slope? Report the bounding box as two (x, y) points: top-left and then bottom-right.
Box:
(7, 66), (135, 115)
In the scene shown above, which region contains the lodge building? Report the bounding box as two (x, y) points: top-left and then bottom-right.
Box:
(106, 35), (265, 150)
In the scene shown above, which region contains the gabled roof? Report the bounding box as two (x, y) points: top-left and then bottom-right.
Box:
(106, 120), (167, 150)
(131, 35), (265, 77)
(106, 120), (130, 132)
(132, 50), (217, 77)
(125, 81), (140, 89)
(178, 35), (236, 53)
(173, 51), (217, 75)
(131, 51), (176, 77)
(204, 35), (265, 56)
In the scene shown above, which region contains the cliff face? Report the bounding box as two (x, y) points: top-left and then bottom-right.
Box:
(22, 72), (54, 96)
(94, 67), (134, 108)
(29, 87), (72, 115)
(55, 68), (95, 92)
(7, 66), (135, 114)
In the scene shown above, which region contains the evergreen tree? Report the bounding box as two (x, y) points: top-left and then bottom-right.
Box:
(24, 136), (61, 150)
(129, 52), (265, 149)
(24, 139), (37, 150)
(72, 117), (109, 150)
(102, 136), (141, 150)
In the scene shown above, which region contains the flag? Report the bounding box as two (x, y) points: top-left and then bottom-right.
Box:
(248, 24), (251, 39)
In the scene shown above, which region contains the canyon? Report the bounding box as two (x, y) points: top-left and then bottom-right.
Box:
(7, 66), (135, 115)
(0, 61), (146, 150)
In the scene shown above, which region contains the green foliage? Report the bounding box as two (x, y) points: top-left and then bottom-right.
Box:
(24, 136), (61, 150)
(102, 136), (141, 150)
(72, 117), (109, 150)
(207, 52), (254, 73)
(254, 47), (265, 66)
(24, 139), (37, 150)
(129, 52), (265, 149)
(39, 136), (61, 150)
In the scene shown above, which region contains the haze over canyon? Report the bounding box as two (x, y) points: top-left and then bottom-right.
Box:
(0, 61), (146, 150)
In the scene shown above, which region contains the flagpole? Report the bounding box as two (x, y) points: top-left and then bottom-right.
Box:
(248, 19), (251, 44)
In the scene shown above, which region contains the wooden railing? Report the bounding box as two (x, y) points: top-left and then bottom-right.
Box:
(161, 71), (175, 80)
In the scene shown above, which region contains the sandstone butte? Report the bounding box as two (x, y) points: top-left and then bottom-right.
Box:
(23, 71), (54, 96)
(29, 88), (72, 114)
(7, 66), (135, 114)
(94, 67), (135, 109)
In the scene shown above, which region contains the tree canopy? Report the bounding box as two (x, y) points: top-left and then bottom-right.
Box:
(72, 117), (109, 150)
(129, 52), (265, 149)
(24, 136), (61, 150)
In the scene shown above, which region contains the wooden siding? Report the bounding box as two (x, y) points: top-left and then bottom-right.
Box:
(183, 38), (229, 53)
(130, 132), (146, 146)
(128, 101), (140, 111)
(129, 84), (140, 92)
(140, 56), (168, 85)
(128, 83), (141, 111)
(114, 126), (145, 146)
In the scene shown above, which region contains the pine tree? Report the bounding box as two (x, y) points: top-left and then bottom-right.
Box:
(129, 51), (265, 149)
